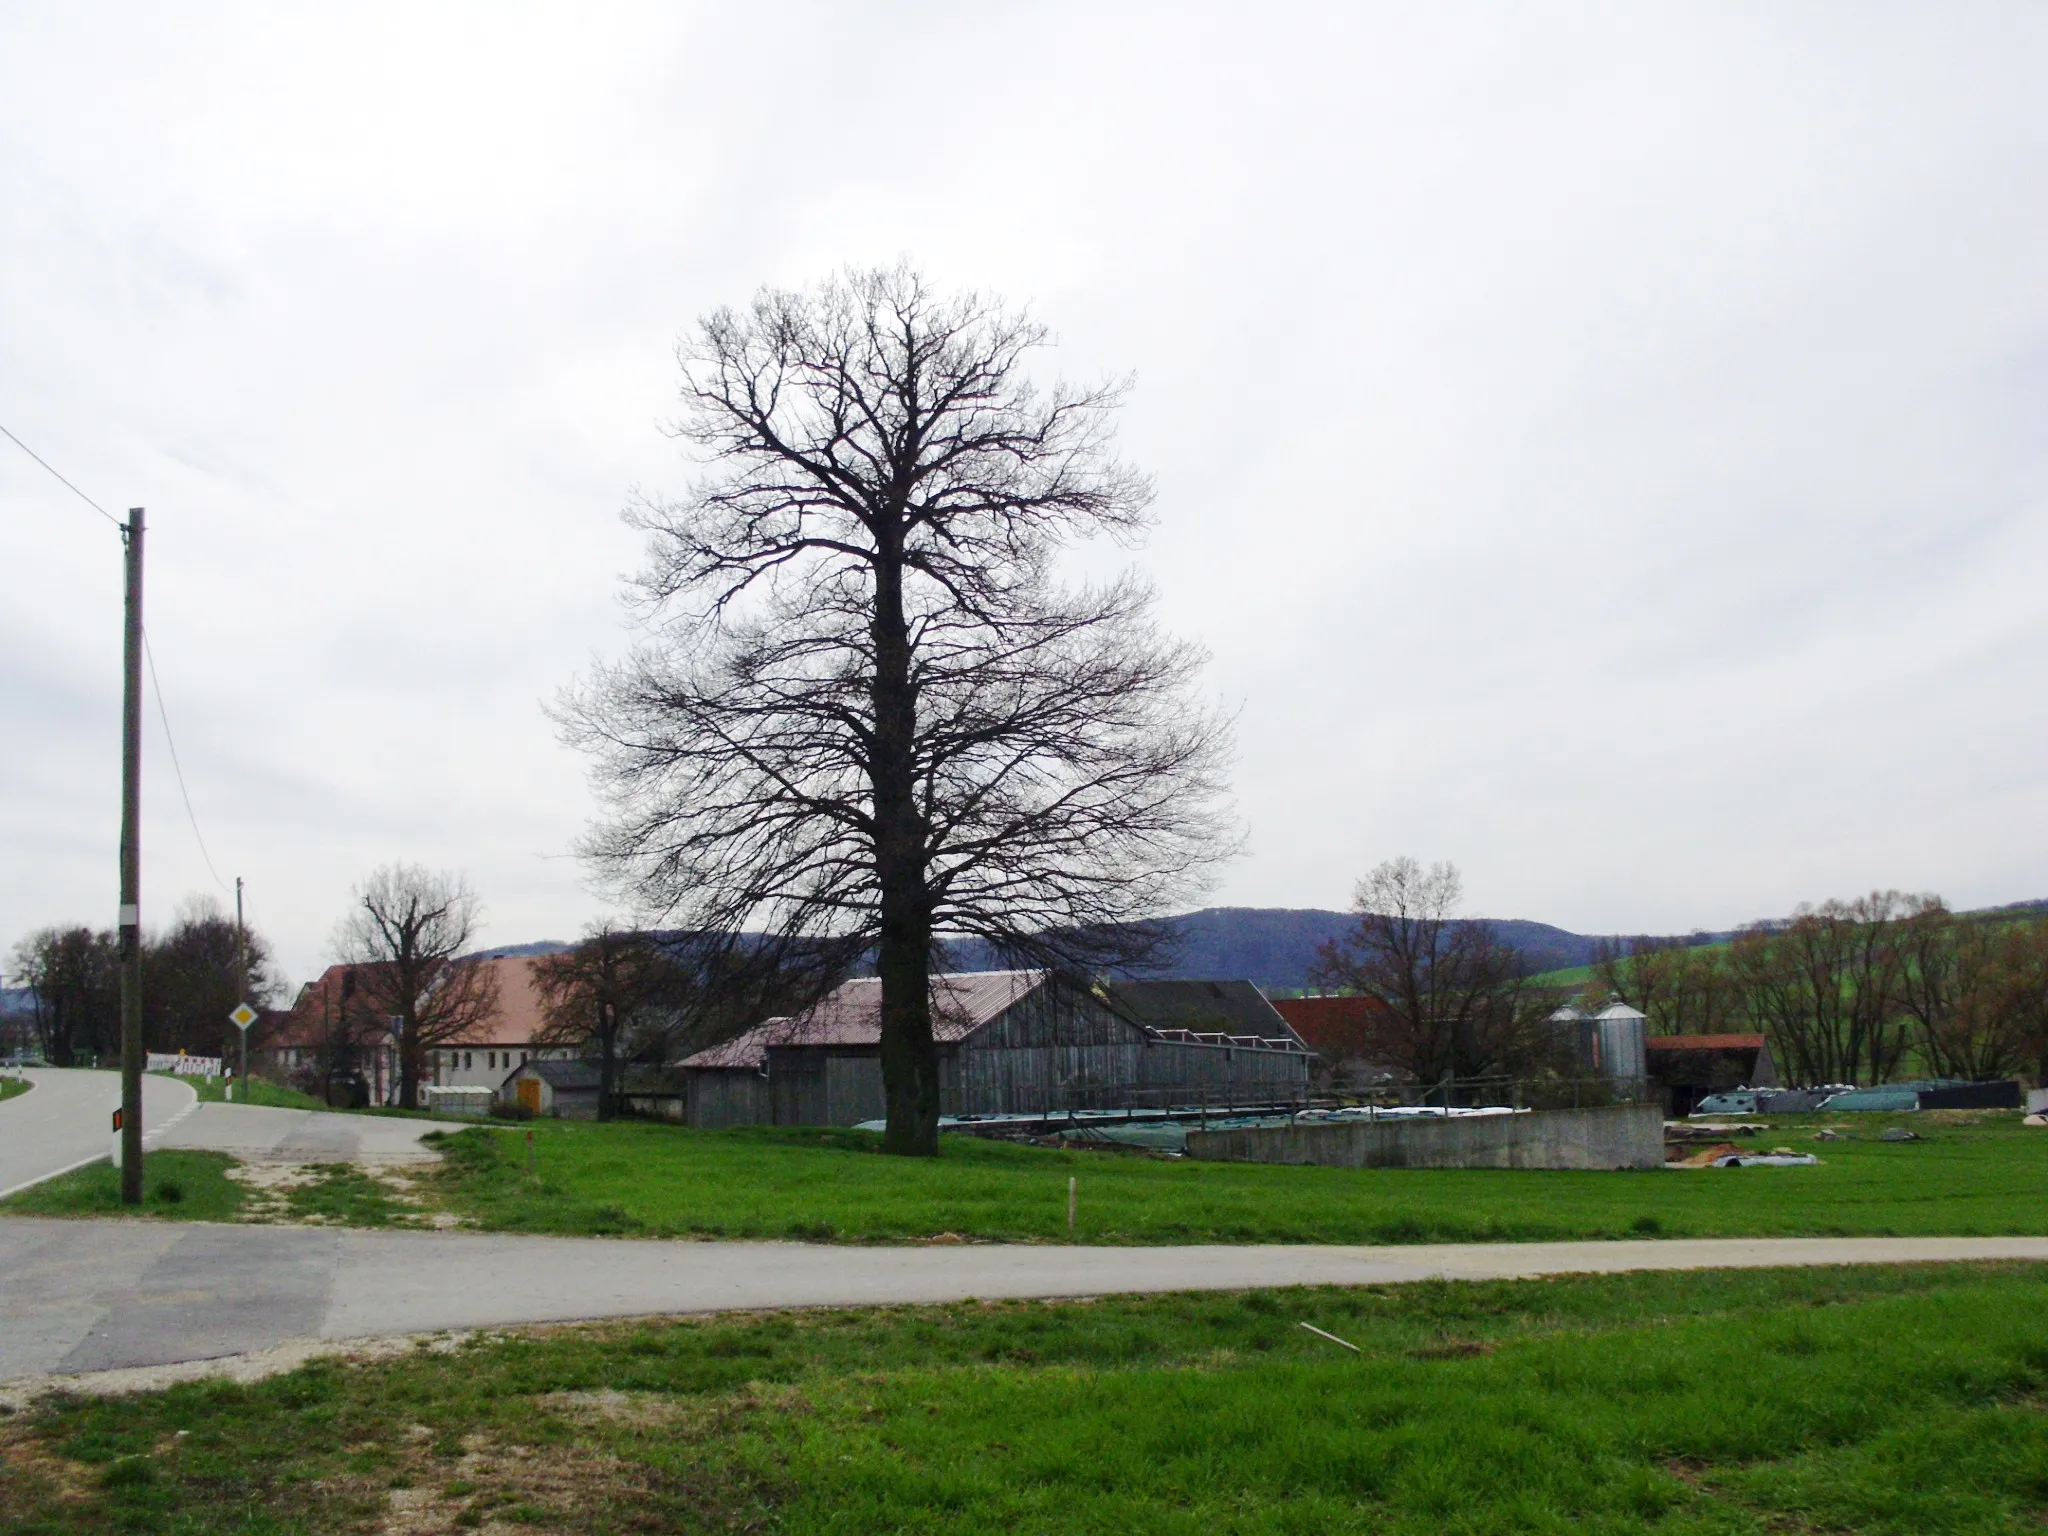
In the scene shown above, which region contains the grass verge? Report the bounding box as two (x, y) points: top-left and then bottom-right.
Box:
(0, 1151), (243, 1221)
(0, 1076), (30, 1104)
(4, 1262), (2047, 1533)
(156, 1073), (327, 1110)
(418, 1111), (2048, 1244)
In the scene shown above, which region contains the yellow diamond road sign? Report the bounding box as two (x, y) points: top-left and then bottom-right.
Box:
(229, 1003), (258, 1030)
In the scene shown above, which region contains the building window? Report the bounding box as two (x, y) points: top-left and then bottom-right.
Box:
(465, 1052), (473, 1070)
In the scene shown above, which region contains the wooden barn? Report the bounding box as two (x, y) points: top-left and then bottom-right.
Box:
(680, 970), (1310, 1129)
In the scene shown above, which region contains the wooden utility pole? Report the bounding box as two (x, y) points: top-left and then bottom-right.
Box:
(235, 875), (248, 1085)
(118, 507), (145, 1203)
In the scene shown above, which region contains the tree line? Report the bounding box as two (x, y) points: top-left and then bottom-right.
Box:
(4, 859), (834, 1118)
(7, 897), (280, 1066)
(1592, 894), (2048, 1086)
(1309, 863), (2048, 1090)
(281, 863), (824, 1116)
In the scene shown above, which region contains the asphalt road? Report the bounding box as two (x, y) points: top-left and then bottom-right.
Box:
(5, 1218), (2046, 1386)
(0, 1068), (198, 1199)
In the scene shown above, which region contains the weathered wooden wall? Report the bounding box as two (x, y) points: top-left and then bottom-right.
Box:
(687, 1070), (771, 1129)
(684, 984), (1310, 1128)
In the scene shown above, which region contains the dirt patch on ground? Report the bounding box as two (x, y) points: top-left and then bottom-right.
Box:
(369, 1434), (657, 1535)
(359, 1418), (764, 1535)
(226, 1159), (465, 1228)
(0, 1414), (91, 1509)
(225, 1159), (323, 1218)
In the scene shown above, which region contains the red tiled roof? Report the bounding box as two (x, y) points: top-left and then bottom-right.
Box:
(1270, 995), (1388, 1057)
(1644, 1034), (1767, 1052)
(273, 956), (552, 1048)
(681, 970), (1046, 1070)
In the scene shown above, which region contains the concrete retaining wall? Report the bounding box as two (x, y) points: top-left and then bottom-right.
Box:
(1185, 1105), (1665, 1171)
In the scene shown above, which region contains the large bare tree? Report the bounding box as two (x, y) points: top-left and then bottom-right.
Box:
(559, 265), (1234, 1155)
(334, 864), (500, 1109)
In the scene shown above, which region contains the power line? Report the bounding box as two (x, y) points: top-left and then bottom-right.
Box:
(143, 630), (234, 897)
(0, 421), (126, 531)
(0, 423), (235, 900)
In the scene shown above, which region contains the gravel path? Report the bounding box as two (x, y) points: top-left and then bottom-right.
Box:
(152, 1102), (444, 1163)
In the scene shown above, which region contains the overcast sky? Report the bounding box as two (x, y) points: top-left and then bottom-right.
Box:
(4, 3), (2045, 985)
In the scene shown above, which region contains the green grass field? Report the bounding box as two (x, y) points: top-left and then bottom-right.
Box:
(6, 1262), (2047, 1534)
(0, 1076), (30, 1104)
(416, 1112), (2048, 1244)
(14, 1111), (2046, 1246)
(0, 1151), (243, 1221)
(0, 1152), (435, 1228)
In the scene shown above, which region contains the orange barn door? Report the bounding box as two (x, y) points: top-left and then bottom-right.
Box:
(518, 1077), (542, 1114)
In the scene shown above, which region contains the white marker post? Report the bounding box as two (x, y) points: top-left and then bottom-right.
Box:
(109, 1105), (124, 1169)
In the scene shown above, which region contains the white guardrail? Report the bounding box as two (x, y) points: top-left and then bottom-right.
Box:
(146, 1053), (223, 1078)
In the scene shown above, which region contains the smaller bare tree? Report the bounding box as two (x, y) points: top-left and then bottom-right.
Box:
(1310, 858), (1553, 1086)
(531, 924), (682, 1119)
(1729, 893), (1914, 1085)
(1592, 937), (1742, 1036)
(145, 896), (280, 1059)
(335, 865), (500, 1109)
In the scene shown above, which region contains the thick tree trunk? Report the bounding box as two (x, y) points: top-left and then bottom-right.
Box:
(872, 552), (940, 1156)
(399, 1020), (419, 1110)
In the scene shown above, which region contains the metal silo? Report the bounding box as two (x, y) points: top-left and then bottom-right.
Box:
(1591, 1001), (1647, 1084)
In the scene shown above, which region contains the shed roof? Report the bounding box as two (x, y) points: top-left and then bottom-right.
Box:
(1103, 979), (1301, 1044)
(1645, 1034), (1768, 1052)
(506, 1057), (601, 1090)
(680, 970), (1046, 1071)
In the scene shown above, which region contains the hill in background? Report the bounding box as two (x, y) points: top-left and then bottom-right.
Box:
(481, 900), (2047, 998)
(1087, 907), (1716, 992)
(948, 907), (1730, 993)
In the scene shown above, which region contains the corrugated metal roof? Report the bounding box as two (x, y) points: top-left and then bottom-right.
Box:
(682, 1019), (786, 1071)
(1105, 979), (1297, 1040)
(679, 970), (1046, 1071)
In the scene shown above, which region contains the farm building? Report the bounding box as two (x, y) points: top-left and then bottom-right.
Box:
(264, 955), (577, 1104)
(1644, 1032), (1779, 1115)
(1269, 995), (1393, 1085)
(680, 970), (1310, 1129)
(499, 1057), (601, 1118)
